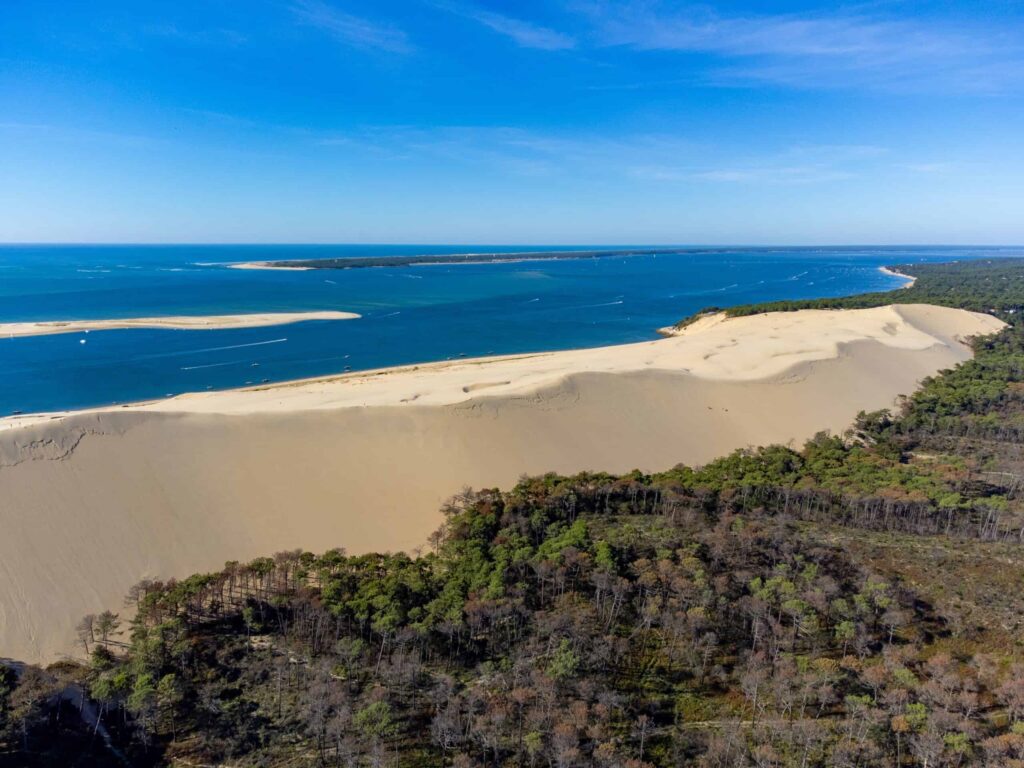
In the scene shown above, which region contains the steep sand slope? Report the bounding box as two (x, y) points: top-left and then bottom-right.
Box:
(0, 304), (1003, 663)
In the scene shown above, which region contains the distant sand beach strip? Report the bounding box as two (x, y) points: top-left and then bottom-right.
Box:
(879, 265), (917, 287)
(0, 303), (1004, 663)
(0, 310), (360, 338)
(229, 262), (313, 271)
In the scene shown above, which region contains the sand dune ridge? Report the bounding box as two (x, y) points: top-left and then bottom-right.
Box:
(0, 304), (1004, 664)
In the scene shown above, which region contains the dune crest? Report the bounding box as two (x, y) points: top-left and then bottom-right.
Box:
(0, 304), (1004, 663)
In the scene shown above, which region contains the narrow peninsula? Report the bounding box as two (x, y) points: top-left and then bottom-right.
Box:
(231, 247), (704, 270)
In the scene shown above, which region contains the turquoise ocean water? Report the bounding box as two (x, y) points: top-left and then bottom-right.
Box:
(1, 245), (1018, 415)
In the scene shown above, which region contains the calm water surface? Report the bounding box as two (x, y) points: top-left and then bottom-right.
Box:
(1, 245), (1018, 415)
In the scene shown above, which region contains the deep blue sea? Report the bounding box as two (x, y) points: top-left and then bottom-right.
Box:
(1, 245), (1019, 415)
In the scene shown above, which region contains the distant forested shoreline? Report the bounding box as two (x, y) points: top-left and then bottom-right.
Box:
(674, 258), (1024, 328)
(245, 246), (987, 271)
(247, 247), (700, 269)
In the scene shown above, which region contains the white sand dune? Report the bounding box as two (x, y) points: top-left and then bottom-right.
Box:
(0, 304), (1003, 663)
(0, 311), (359, 338)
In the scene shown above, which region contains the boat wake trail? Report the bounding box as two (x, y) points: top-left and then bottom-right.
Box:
(134, 338), (289, 362)
(563, 299), (625, 310)
(180, 360), (244, 371)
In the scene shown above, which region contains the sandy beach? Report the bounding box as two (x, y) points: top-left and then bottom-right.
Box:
(0, 311), (360, 338)
(0, 303), (1003, 663)
(879, 265), (917, 287)
(228, 262), (313, 271)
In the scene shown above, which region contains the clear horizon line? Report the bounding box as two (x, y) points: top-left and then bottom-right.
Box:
(1, 241), (1023, 249)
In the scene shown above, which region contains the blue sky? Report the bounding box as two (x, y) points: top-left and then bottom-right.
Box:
(2, 0), (1023, 244)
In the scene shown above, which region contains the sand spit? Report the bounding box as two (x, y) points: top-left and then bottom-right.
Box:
(879, 266), (917, 287)
(0, 311), (360, 338)
(0, 304), (1004, 663)
(228, 262), (313, 271)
